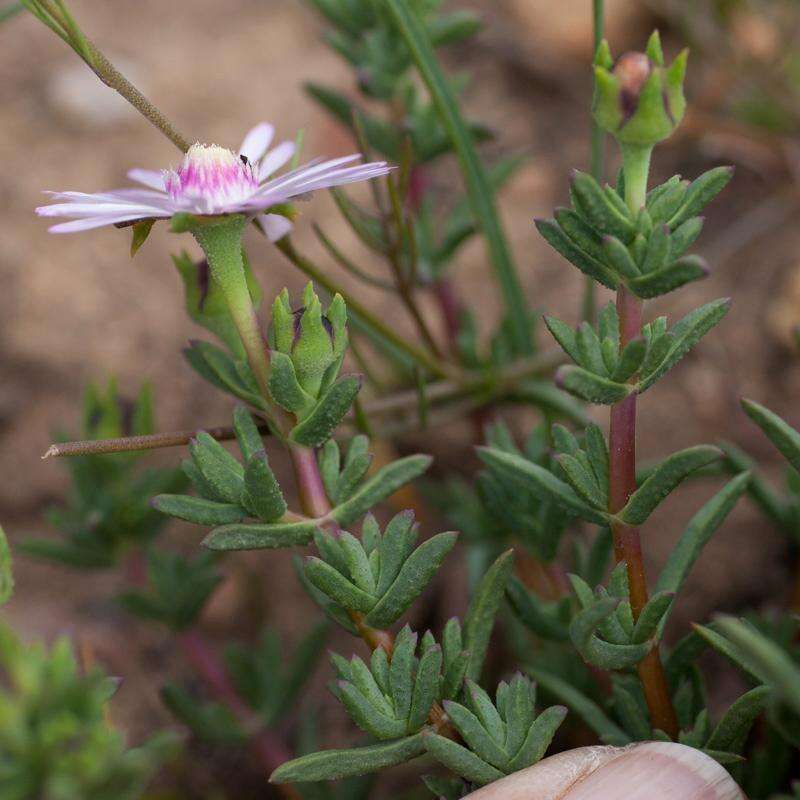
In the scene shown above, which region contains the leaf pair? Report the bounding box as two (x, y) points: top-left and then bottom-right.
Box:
(536, 167), (732, 297)
(569, 566), (672, 670)
(303, 512), (457, 627)
(546, 298), (731, 404)
(153, 408), (287, 527)
(331, 626), (444, 740)
(424, 675), (566, 786)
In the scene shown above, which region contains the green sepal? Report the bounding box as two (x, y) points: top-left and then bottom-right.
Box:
(270, 734), (425, 783)
(290, 375), (362, 447)
(268, 351), (315, 414)
(555, 365), (633, 405)
(627, 255), (708, 298)
(151, 494), (246, 526)
(243, 451), (287, 522)
(329, 455), (433, 527)
(203, 520), (317, 551)
(618, 445), (723, 525)
(130, 219), (155, 257)
(364, 532), (458, 627)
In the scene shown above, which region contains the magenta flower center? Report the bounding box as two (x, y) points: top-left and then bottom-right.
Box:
(164, 144), (259, 213)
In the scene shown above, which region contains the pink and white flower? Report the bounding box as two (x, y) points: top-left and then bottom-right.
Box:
(36, 122), (391, 241)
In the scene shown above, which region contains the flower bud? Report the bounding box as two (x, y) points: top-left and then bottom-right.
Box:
(593, 31), (687, 147)
(464, 742), (745, 800)
(268, 282), (347, 399)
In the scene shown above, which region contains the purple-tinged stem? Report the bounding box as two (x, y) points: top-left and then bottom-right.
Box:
(608, 286), (678, 739)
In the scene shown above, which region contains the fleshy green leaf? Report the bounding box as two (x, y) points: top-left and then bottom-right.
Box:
(330, 455), (433, 526)
(364, 532), (458, 627)
(638, 299), (731, 391)
(741, 399), (800, 473)
(627, 255), (708, 299)
(618, 445), (722, 525)
(203, 520), (317, 551)
(463, 550), (515, 681)
(270, 734), (425, 783)
(243, 451), (287, 522)
(152, 494), (246, 526)
(555, 365), (632, 405)
(290, 375), (362, 447)
(477, 447), (609, 524)
(423, 732), (505, 786)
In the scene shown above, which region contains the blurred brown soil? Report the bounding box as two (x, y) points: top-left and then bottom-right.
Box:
(2, 0), (800, 794)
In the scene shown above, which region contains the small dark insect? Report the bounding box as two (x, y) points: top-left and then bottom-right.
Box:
(240, 154), (249, 165)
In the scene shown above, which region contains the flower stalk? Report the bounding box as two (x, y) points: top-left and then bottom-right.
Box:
(189, 217), (271, 399)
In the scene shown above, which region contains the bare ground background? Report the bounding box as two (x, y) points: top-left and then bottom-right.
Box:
(1, 0), (800, 795)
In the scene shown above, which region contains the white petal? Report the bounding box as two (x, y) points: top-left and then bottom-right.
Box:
(47, 213), (154, 233)
(239, 122), (275, 163)
(263, 154), (362, 192)
(257, 213), (293, 242)
(128, 168), (166, 191)
(257, 141), (296, 180)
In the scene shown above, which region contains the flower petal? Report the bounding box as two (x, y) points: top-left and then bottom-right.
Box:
(47, 213), (156, 233)
(257, 213), (293, 242)
(239, 122), (276, 163)
(128, 168), (167, 191)
(258, 141), (296, 181)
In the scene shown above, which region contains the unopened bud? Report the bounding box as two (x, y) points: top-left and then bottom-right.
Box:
(593, 31), (687, 148)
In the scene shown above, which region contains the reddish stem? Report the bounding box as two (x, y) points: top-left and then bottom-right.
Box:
(287, 442), (453, 734)
(433, 276), (464, 356)
(608, 287), (679, 739)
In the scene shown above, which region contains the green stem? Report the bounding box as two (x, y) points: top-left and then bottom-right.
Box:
(190, 218), (271, 398)
(620, 143), (653, 214)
